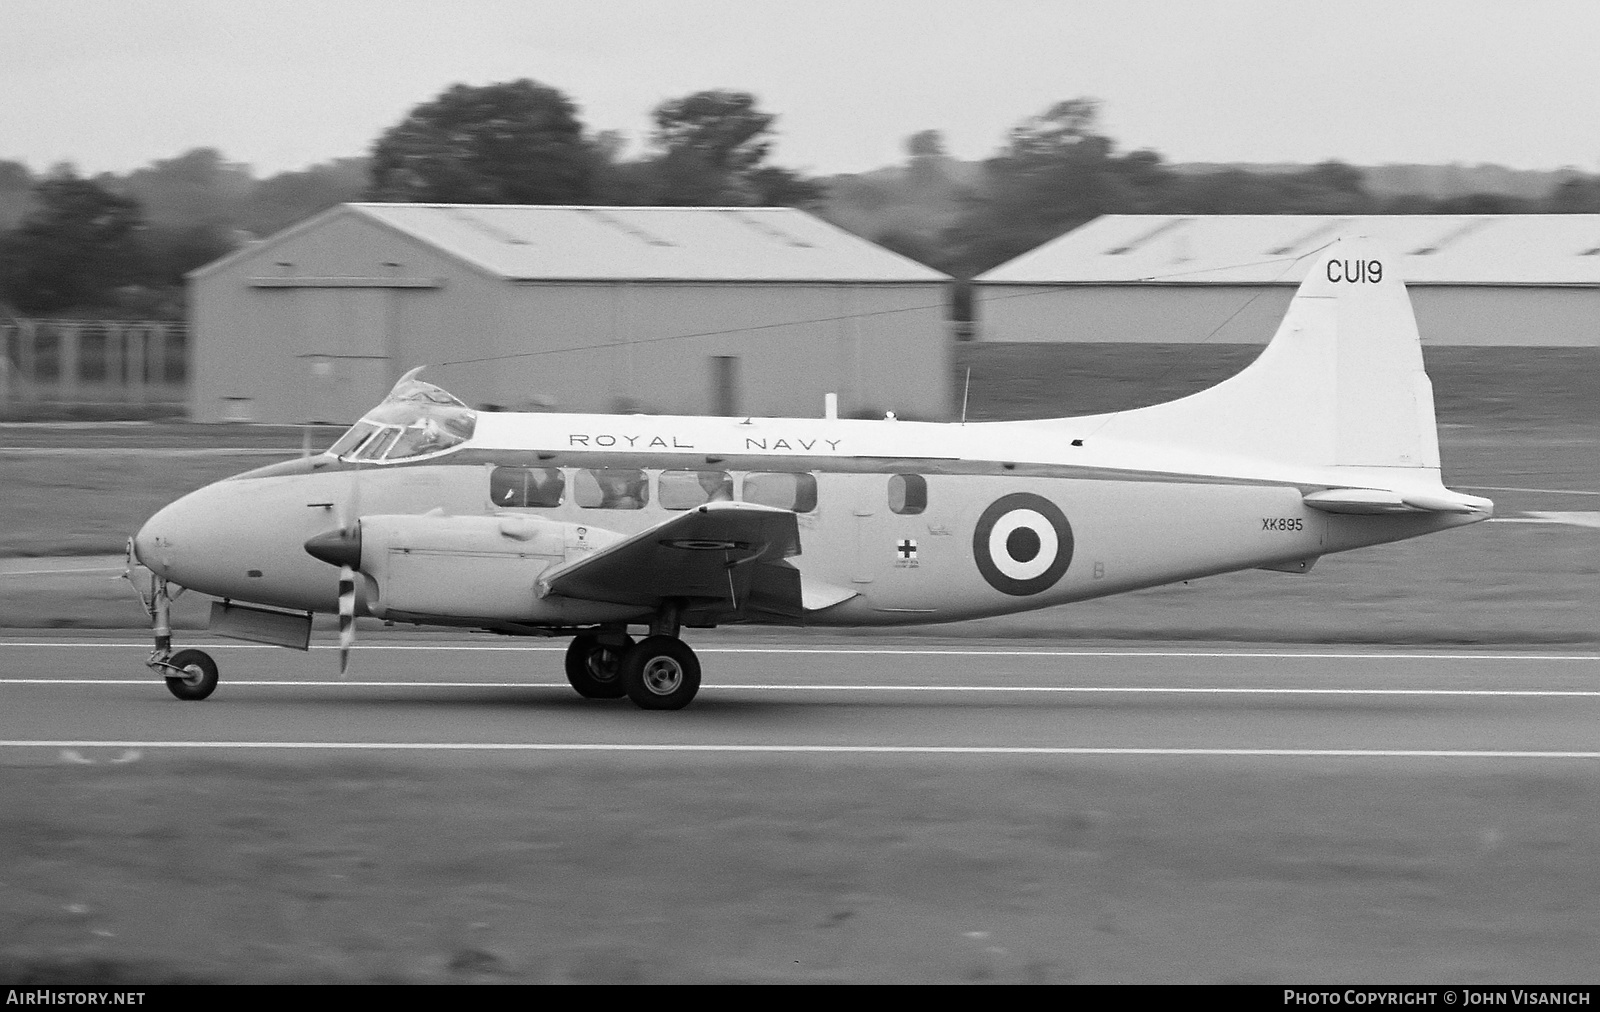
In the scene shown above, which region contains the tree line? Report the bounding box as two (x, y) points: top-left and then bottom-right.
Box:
(3, 80), (1597, 318)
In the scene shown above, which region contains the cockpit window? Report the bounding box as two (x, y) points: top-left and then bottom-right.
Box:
(329, 369), (477, 462)
(328, 422), (379, 458)
(359, 427), (400, 460)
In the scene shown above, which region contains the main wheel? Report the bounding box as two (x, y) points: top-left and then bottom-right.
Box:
(164, 649), (218, 701)
(564, 634), (633, 699)
(620, 636), (701, 711)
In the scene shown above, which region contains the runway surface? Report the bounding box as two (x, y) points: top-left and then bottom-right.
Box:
(2, 632), (1597, 761)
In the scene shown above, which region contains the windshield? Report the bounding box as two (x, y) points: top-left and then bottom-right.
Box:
(328, 369), (477, 462)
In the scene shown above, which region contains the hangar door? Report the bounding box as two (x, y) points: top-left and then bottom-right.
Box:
(253, 277), (437, 424)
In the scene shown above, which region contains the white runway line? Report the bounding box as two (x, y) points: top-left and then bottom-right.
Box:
(6, 678), (1600, 697)
(3, 740), (1599, 759)
(1460, 485), (1599, 496)
(1492, 512), (1600, 528)
(0, 641), (1594, 661)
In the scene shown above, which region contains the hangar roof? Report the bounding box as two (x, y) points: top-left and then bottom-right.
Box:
(204, 203), (949, 284)
(977, 214), (1600, 285)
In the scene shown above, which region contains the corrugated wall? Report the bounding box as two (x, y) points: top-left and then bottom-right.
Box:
(190, 212), (950, 422)
(447, 281), (949, 419)
(975, 285), (1599, 347)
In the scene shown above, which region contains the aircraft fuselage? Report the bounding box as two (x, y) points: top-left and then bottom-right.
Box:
(134, 414), (1478, 631)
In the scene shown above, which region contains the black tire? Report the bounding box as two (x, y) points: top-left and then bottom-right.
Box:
(564, 634), (633, 699)
(164, 649), (218, 701)
(620, 636), (701, 711)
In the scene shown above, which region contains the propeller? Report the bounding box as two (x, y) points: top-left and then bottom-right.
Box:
(337, 562), (356, 675)
(304, 460), (364, 674)
(334, 460), (362, 675)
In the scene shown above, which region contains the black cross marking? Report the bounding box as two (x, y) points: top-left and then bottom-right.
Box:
(897, 539), (917, 560)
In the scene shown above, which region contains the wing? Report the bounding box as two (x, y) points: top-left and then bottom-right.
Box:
(537, 501), (808, 622)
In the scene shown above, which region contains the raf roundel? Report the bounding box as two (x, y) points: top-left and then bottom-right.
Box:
(972, 492), (1074, 596)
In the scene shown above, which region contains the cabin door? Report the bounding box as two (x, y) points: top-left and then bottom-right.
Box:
(851, 475), (884, 585)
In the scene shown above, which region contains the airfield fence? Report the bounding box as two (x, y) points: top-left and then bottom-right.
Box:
(0, 319), (187, 415)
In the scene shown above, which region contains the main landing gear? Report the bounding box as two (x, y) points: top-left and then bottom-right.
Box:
(567, 606), (701, 710)
(126, 554), (218, 701)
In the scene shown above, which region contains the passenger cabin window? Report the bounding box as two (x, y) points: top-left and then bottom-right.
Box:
(575, 468), (649, 509)
(744, 471), (818, 513)
(888, 473), (927, 515)
(659, 470), (734, 510)
(491, 466), (564, 508)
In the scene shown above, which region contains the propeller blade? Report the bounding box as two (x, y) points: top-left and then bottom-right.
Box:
(338, 563), (356, 675)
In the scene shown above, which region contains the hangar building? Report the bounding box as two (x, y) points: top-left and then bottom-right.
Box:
(188, 203), (951, 423)
(973, 214), (1600, 347)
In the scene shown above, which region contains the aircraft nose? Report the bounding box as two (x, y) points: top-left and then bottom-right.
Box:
(133, 500), (183, 577)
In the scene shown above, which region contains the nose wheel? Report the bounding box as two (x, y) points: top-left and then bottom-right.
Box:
(126, 556), (219, 702)
(163, 649), (219, 701)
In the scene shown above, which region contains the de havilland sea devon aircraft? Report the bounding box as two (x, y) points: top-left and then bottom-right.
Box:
(129, 237), (1491, 709)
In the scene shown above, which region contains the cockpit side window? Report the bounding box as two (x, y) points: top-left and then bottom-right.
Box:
(328, 422), (379, 458)
(358, 427), (402, 461)
(387, 418), (455, 459)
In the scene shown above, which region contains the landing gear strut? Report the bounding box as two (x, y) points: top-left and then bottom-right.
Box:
(126, 544), (217, 701)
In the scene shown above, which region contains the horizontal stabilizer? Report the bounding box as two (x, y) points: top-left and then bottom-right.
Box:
(1303, 488), (1493, 515)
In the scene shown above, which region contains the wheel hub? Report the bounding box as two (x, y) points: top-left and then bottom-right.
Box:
(641, 657), (684, 695)
(586, 648), (620, 683)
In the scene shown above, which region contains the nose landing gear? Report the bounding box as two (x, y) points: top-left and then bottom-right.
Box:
(125, 542), (217, 701)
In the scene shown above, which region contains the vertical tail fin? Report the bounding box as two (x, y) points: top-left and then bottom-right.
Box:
(1092, 237), (1440, 470)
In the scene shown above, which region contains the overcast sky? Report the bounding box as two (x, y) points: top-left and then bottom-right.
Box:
(3, 0), (1598, 178)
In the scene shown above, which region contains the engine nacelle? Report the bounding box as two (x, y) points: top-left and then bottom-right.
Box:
(356, 513), (634, 623)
